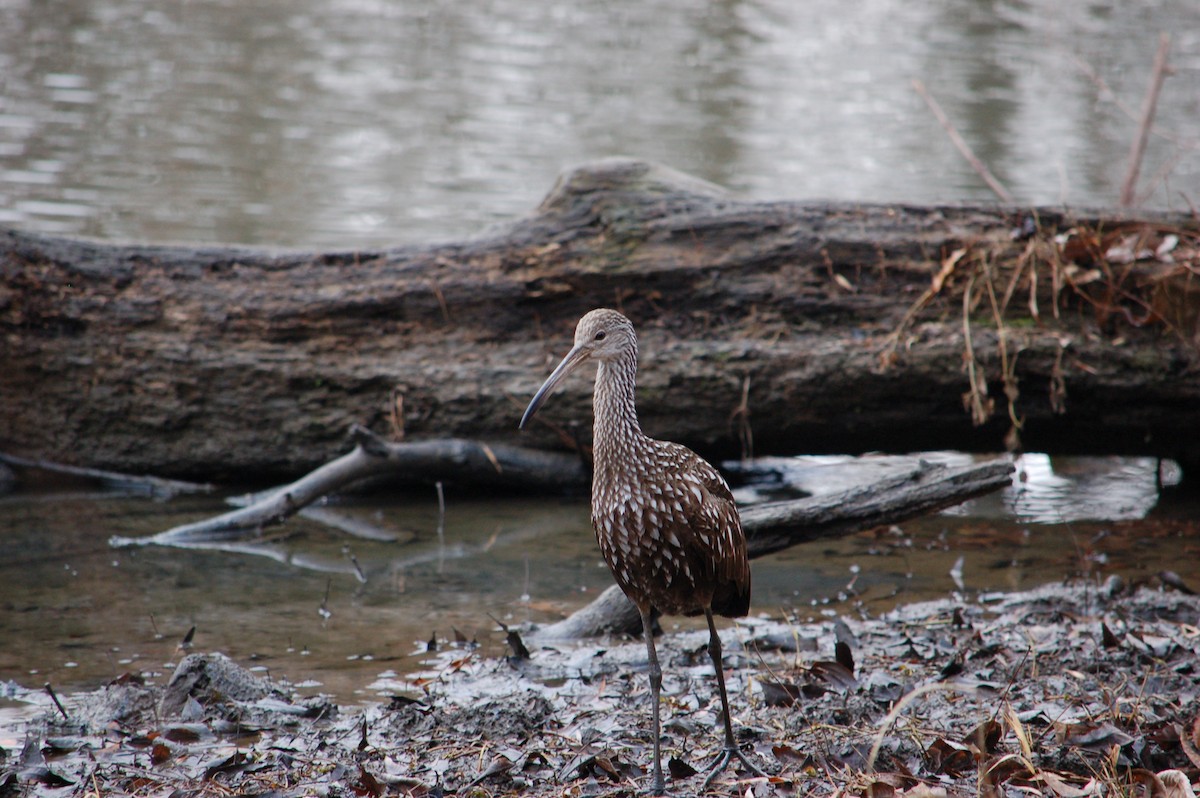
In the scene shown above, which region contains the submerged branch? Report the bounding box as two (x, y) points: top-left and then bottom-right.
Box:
(110, 426), (588, 548)
(114, 432), (1012, 641)
(0, 451), (213, 498)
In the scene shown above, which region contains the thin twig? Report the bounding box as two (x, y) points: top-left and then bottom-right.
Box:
(865, 681), (983, 773)
(913, 79), (1015, 203)
(1182, 192), (1200, 221)
(879, 246), (967, 368)
(961, 273), (994, 426)
(1071, 54), (1141, 127)
(1134, 144), (1191, 207)
(982, 258), (1023, 444)
(0, 452), (213, 498)
(44, 682), (71, 721)
(729, 375), (753, 463)
(1120, 34), (1172, 207)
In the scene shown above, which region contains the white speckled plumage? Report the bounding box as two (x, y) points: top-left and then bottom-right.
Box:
(520, 308), (763, 794)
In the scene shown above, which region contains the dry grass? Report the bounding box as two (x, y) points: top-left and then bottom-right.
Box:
(880, 215), (1200, 450)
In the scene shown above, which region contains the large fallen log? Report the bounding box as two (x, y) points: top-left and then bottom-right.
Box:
(2, 158), (1198, 480)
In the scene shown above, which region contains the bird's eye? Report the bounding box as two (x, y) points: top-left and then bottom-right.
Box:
(595, 330), (607, 341)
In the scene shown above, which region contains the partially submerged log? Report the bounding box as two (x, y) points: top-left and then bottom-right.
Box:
(3, 158), (1199, 480)
(535, 457), (1015, 639)
(111, 426), (588, 548)
(113, 430), (1013, 640)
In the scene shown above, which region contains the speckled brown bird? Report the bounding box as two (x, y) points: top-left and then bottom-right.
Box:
(520, 308), (765, 794)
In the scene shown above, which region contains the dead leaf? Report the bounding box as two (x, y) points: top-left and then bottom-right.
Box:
(965, 719), (1003, 754)
(1038, 771), (1103, 798)
(1156, 235), (1179, 260)
(760, 681), (805, 707)
(1178, 718), (1200, 769)
(1004, 705), (1034, 760)
(564, 751), (640, 783)
(939, 655), (964, 679)
(463, 754), (514, 789)
(352, 764), (384, 798)
(504, 629), (531, 660)
(202, 751), (254, 781)
(835, 640), (855, 674)
(925, 737), (972, 776)
(810, 660), (858, 690)
(150, 743), (172, 765)
(1059, 722), (1134, 751)
(1130, 768), (1167, 798)
(982, 752), (1035, 785)
(1158, 770), (1197, 798)
(1158, 571), (1197, 595)
(15, 767), (75, 788)
(771, 743), (808, 764)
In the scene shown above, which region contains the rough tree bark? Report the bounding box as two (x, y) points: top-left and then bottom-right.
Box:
(2, 158), (1198, 481)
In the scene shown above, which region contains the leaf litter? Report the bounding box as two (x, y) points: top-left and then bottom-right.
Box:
(3, 581), (1199, 797)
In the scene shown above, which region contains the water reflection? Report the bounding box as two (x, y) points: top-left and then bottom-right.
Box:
(0, 0), (1195, 247)
(0, 489), (604, 705)
(732, 451), (1182, 523)
(1005, 453), (1182, 523)
(1, 452), (1196, 711)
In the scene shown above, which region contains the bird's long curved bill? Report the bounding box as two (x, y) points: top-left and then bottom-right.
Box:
(519, 345), (589, 429)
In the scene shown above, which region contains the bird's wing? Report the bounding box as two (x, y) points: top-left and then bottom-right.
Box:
(655, 441), (751, 616)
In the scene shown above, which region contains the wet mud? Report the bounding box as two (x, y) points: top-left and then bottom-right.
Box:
(6, 580), (1200, 797)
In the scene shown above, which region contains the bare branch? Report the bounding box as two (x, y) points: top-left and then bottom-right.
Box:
(913, 79), (1015, 204)
(1121, 34), (1173, 207)
(111, 427), (588, 548)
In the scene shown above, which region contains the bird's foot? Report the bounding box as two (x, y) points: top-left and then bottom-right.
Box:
(701, 745), (769, 790)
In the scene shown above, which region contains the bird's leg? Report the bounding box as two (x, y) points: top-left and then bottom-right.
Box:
(640, 608), (666, 796)
(701, 609), (769, 790)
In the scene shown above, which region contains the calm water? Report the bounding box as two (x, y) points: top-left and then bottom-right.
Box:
(1, 452), (1196, 719)
(0, 0), (1197, 248)
(3, 0), (1200, 734)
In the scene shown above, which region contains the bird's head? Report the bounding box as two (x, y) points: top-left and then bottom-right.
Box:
(571, 308), (637, 361)
(519, 308), (637, 429)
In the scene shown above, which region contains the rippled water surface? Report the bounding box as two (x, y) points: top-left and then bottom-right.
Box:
(1, 0), (1197, 247)
(1, 453), (1196, 717)
(3, 0), (1200, 730)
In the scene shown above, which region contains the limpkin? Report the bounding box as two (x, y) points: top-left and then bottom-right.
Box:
(520, 308), (765, 794)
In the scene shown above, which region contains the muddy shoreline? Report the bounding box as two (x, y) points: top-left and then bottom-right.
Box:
(6, 580), (1200, 796)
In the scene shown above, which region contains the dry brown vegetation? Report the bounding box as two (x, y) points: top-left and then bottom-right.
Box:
(881, 214), (1200, 451)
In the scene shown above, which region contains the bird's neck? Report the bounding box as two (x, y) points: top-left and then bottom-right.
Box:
(592, 351), (648, 472)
